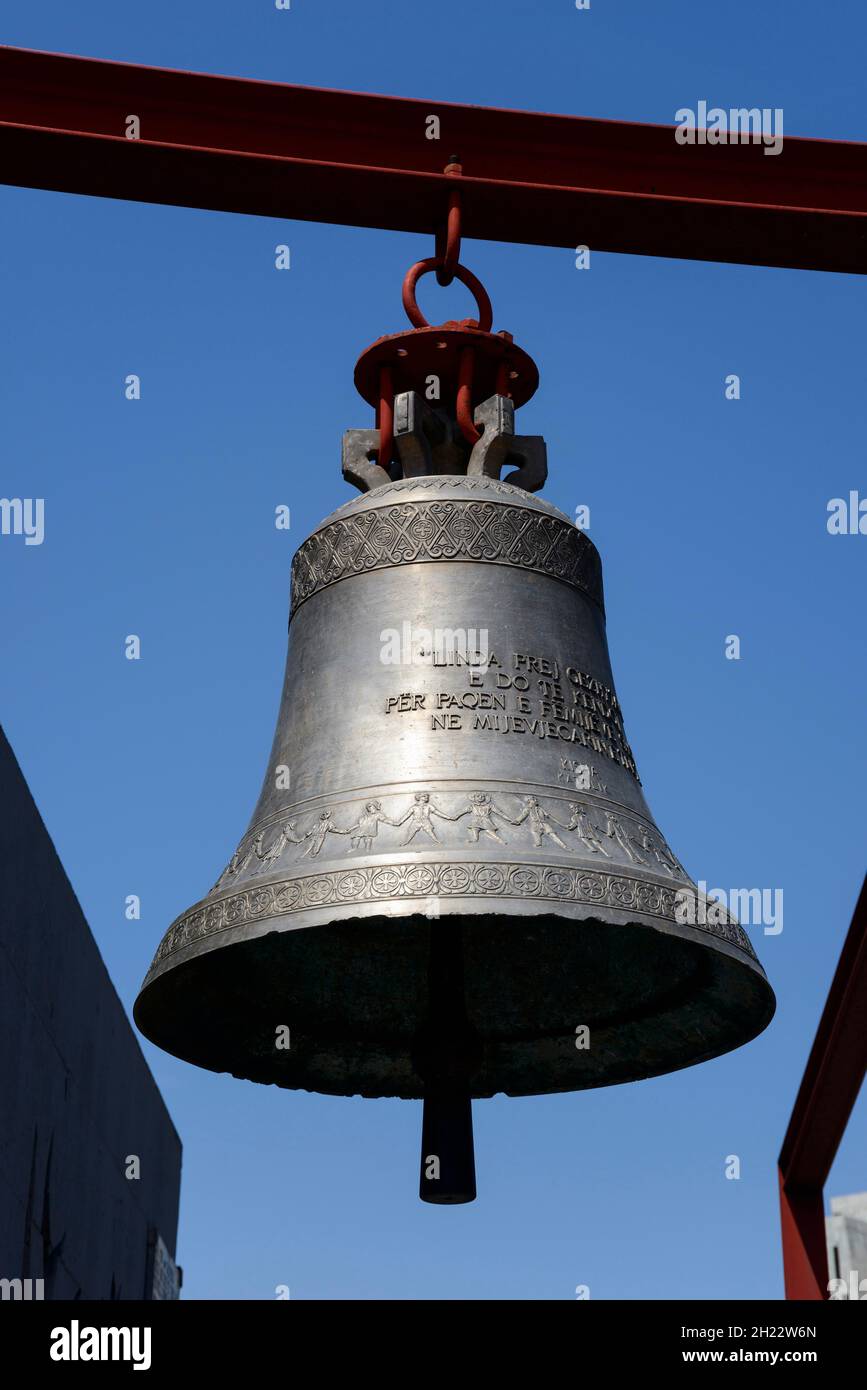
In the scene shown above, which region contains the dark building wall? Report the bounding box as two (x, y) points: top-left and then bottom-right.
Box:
(0, 727), (181, 1299)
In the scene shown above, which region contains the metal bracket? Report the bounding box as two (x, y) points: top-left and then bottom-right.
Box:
(467, 395), (515, 479)
(342, 429), (391, 493)
(502, 436), (548, 492)
(394, 392), (440, 477)
(467, 394), (548, 492)
(394, 391), (466, 477)
(345, 393), (547, 493)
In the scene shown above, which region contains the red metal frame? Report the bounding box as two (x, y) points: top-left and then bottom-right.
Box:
(778, 877), (867, 1298)
(1, 44), (865, 1292)
(1, 45), (866, 273)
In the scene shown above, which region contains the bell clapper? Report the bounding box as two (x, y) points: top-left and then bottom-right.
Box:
(415, 923), (481, 1205)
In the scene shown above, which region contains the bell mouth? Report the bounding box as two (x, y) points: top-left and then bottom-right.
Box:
(134, 909), (775, 1100)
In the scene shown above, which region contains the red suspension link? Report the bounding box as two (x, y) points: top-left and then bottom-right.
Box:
(456, 347), (480, 445)
(376, 165), (502, 457)
(377, 364), (394, 472)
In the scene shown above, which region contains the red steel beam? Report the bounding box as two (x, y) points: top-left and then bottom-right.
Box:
(779, 1177), (828, 1302)
(1, 45), (866, 273)
(778, 876), (867, 1298)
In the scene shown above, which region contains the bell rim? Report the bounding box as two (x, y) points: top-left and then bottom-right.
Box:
(140, 862), (768, 989)
(134, 891), (775, 1101)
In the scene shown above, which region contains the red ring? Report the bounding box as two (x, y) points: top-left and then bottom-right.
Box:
(401, 258), (493, 333)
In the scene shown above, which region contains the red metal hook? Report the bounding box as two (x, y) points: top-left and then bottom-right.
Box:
(436, 160), (463, 287)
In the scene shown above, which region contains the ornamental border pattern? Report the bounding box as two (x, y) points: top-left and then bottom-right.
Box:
(326, 474), (570, 515)
(290, 499), (604, 613)
(145, 860), (759, 978)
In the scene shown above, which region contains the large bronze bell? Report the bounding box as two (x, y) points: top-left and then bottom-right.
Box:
(135, 255), (774, 1204)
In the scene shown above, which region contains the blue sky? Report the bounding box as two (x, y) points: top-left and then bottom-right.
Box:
(1, 0), (865, 1299)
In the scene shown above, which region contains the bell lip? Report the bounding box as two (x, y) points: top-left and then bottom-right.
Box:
(134, 892), (775, 1102)
(138, 862), (770, 992)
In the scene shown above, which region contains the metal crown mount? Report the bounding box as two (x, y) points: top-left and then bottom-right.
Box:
(343, 170), (548, 496)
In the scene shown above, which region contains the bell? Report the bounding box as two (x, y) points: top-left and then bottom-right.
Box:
(135, 255), (774, 1204)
